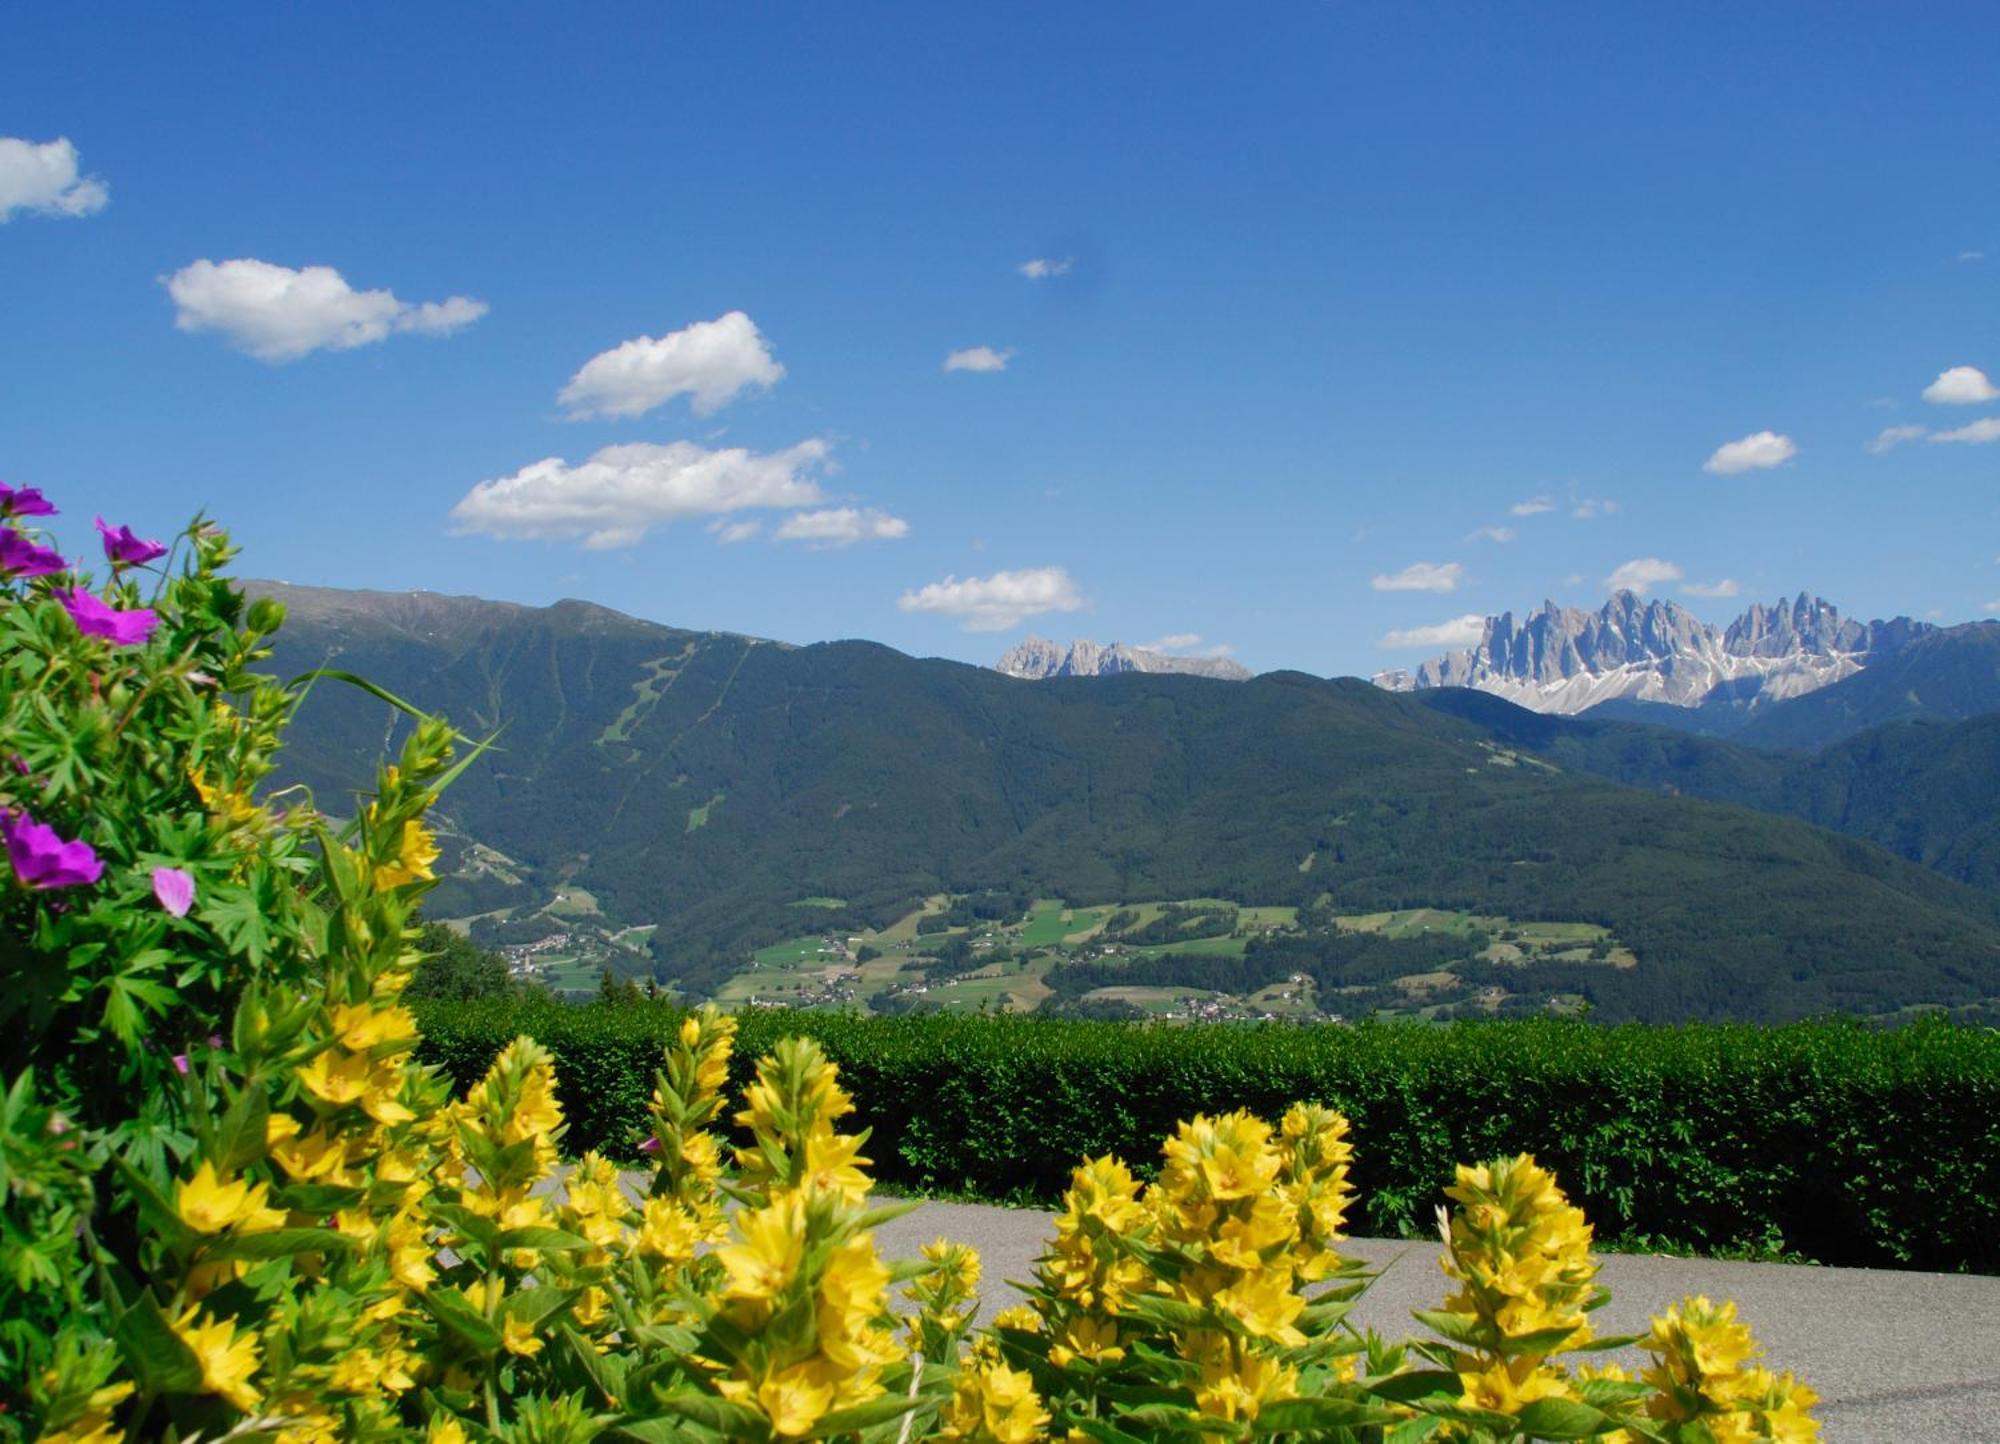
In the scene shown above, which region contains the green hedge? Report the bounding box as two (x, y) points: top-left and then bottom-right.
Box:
(413, 1002), (2000, 1273)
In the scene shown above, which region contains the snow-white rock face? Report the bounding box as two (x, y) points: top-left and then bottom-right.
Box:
(1372, 592), (1930, 715)
(997, 635), (1252, 682)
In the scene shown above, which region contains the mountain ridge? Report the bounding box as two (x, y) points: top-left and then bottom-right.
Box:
(255, 582), (2000, 1023)
(997, 634), (1252, 681)
(1375, 590), (1932, 717)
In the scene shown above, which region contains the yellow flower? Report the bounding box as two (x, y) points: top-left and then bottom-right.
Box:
(1048, 1314), (1124, 1367)
(941, 1360), (1050, 1443)
(1211, 1264), (1307, 1346)
(427, 1417), (470, 1444)
(331, 1001), (417, 1052)
(175, 1161), (284, 1235)
(296, 1048), (372, 1109)
(750, 1362), (836, 1439)
(190, 766), (261, 826)
(500, 1312), (543, 1358)
(269, 1123), (357, 1185)
(718, 1195), (807, 1303)
(372, 819), (439, 890)
(170, 1305), (262, 1411)
(1190, 1337), (1298, 1423)
(800, 1126), (872, 1204)
(637, 1197), (702, 1263)
(991, 1306), (1044, 1334)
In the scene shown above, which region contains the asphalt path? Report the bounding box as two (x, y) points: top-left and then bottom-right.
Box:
(870, 1198), (2000, 1443)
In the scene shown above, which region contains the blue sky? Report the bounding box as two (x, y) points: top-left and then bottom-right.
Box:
(4, 3), (1997, 677)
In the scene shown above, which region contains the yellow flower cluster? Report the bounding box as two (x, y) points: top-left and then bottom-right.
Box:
(1643, 1295), (1821, 1441)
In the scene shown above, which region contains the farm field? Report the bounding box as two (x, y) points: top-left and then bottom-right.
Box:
(709, 893), (1633, 1020)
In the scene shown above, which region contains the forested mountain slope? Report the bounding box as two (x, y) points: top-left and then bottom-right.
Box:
(258, 583), (2000, 1022)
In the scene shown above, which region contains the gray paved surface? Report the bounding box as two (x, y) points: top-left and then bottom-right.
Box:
(871, 1199), (2000, 1442)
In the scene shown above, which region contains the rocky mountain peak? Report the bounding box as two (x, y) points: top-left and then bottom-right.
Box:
(996, 636), (1252, 682)
(1375, 591), (1932, 716)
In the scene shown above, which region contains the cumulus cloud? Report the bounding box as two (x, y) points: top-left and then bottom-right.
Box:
(1571, 498), (1618, 519)
(1606, 557), (1684, 594)
(1922, 365), (2000, 405)
(943, 345), (1013, 373)
(1018, 257), (1074, 279)
(1929, 418), (2000, 445)
(451, 438), (831, 549)
(711, 519), (763, 545)
(0, 136), (108, 221)
(1371, 561), (1465, 593)
(1960, 251), (1986, 262)
(897, 567), (1084, 632)
(1703, 431), (1797, 474)
(1869, 424), (1928, 454)
(771, 507), (909, 547)
(1509, 496), (1555, 516)
(1683, 578), (1741, 599)
(1378, 614), (1485, 650)
(164, 259), (487, 362)
(559, 311), (782, 419)
(1468, 526), (1516, 544)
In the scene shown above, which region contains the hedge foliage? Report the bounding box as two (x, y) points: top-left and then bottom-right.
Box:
(414, 1002), (2000, 1275)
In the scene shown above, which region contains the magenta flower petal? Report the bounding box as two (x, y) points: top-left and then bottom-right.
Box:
(0, 529), (67, 579)
(55, 588), (157, 647)
(95, 516), (168, 566)
(0, 483), (56, 518)
(152, 866), (196, 917)
(0, 809), (104, 890)
(172, 1054), (190, 1075)
(638, 1135), (663, 1155)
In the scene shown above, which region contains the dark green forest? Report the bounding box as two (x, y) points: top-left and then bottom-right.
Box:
(260, 583), (2000, 1023)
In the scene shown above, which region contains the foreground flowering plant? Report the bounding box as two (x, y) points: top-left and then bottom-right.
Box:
(0, 488), (1817, 1441)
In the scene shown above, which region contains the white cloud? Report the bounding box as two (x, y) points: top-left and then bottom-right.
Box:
(1960, 251), (1986, 262)
(1378, 614), (1485, 650)
(0, 136), (108, 221)
(1571, 497), (1619, 519)
(1986, 600), (2000, 614)
(771, 507), (909, 547)
(1869, 424), (1928, 454)
(451, 438), (831, 549)
(943, 345), (1014, 373)
(164, 258), (487, 362)
(1509, 496), (1554, 516)
(897, 567), (1084, 632)
(1606, 557), (1684, 594)
(1468, 526), (1516, 544)
(1703, 431), (1797, 474)
(559, 311), (782, 419)
(1683, 578), (1741, 599)
(1145, 633), (1204, 652)
(711, 519), (763, 545)
(1930, 418), (2000, 445)
(1922, 365), (2000, 405)
(1018, 257), (1074, 279)
(1371, 561), (1465, 593)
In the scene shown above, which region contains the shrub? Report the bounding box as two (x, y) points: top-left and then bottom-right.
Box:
(413, 1003), (2000, 1274)
(2, 490), (1817, 1440)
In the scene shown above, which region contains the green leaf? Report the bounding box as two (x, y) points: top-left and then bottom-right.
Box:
(1368, 1369), (1466, 1404)
(1514, 1396), (1618, 1438)
(209, 1226), (354, 1261)
(422, 1285), (503, 1354)
(273, 1181), (366, 1213)
(112, 1292), (204, 1394)
(1252, 1396), (1402, 1433)
(495, 1225), (593, 1253)
(645, 1388), (771, 1440)
(110, 1153), (199, 1254)
(1411, 1308), (1500, 1353)
(213, 1082), (270, 1176)
(814, 1391), (933, 1433)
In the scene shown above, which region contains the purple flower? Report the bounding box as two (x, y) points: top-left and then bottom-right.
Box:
(55, 588), (157, 647)
(0, 529), (67, 579)
(0, 483), (56, 518)
(638, 1135), (662, 1155)
(152, 866), (196, 917)
(0, 809), (104, 890)
(172, 1054), (190, 1075)
(95, 517), (168, 567)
